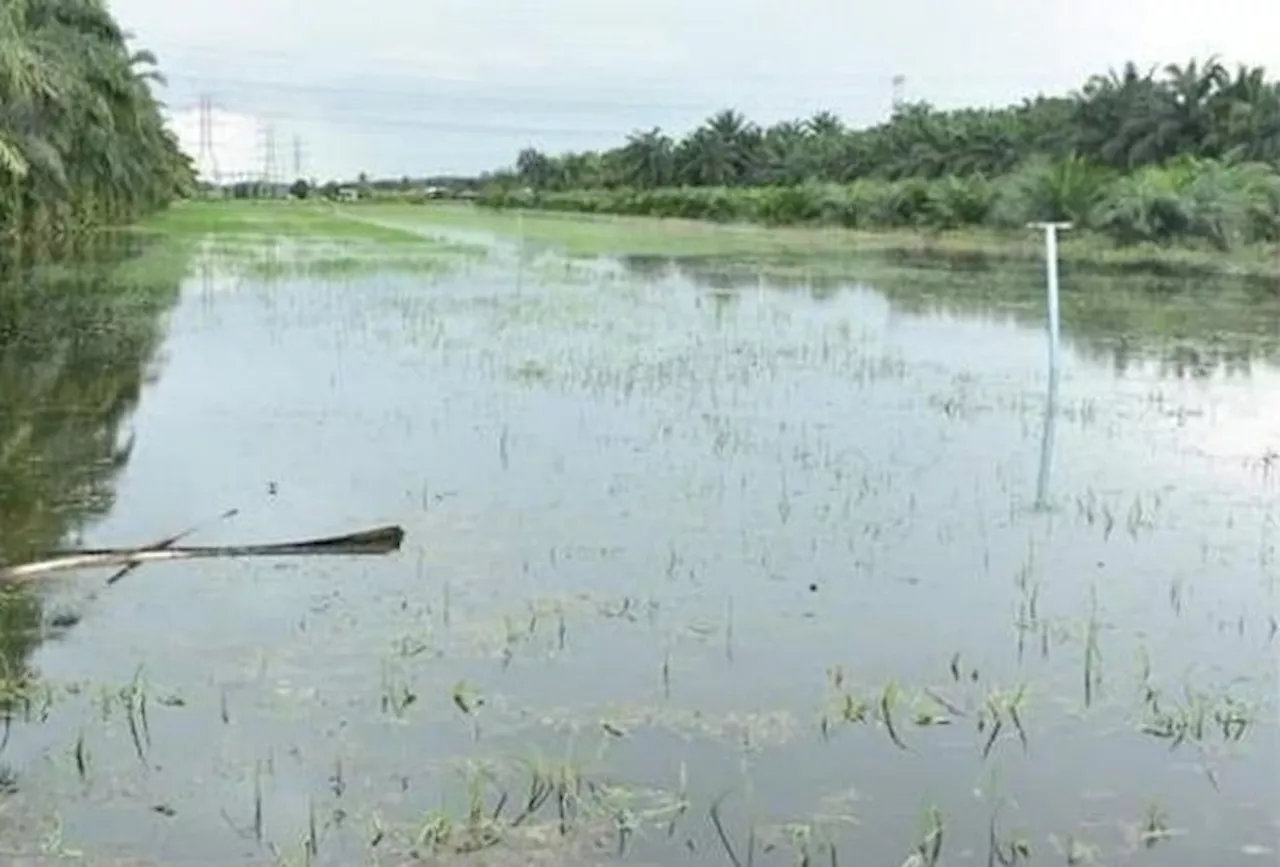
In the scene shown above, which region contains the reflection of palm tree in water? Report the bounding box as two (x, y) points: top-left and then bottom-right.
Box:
(632, 256), (1280, 378)
(0, 236), (186, 690)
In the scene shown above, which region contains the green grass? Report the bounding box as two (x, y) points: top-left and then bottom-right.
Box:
(129, 200), (492, 283)
(134, 199), (1280, 286)
(138, 199), (434, 245)
(354, 200), (1280, 280)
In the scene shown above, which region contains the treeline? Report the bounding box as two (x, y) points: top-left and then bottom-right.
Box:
(478, 58), (1280, 248)
(0, 0), (195, 244)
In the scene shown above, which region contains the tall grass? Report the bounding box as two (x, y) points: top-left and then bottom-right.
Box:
(477, 157), (1280, 250)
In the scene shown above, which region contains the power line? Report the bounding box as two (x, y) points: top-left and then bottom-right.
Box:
(151, 39), (1080, 91)
(174, 91), (883, 140)
(161, 68), (1091, 150)
(162, 72), (716, 112)
(180, 107), (646, 138)
(195, 93), (221, 184)
(160, 61), (1087, 183)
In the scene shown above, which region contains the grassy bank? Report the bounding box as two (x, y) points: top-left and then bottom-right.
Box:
(137, 199), (1280, 283)
(140, 199), (430, 244)
(353, 200), (1279, 281)
(132, 200), (491, 283)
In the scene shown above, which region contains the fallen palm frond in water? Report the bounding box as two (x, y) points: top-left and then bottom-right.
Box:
(106, 508), (242, 586)
(0, 524), (406, 585)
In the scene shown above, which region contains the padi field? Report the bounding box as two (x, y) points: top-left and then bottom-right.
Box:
(0, 27), (1275, 867)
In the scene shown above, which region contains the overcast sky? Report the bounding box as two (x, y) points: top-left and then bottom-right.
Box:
(108, 0), (1279, 182)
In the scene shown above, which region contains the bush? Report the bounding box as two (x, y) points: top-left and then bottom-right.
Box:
(476, 158), (1280, 248)
(1092, 158), (1279, 249)
(992, 155), (1116, 228)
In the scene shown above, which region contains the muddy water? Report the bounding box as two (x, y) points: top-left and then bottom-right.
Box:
(0, 235), (1276, 866)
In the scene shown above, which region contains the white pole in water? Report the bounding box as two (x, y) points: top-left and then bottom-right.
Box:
(1027, 222), (1071, 511)
(1027, 222), (1072, 374)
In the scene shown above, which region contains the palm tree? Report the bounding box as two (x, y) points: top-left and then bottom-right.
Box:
(805, 111), (844, 137)
(677, 110), (759, 186)
(487, 53), (1279, 217)
(620, 128), (676, 188)
(755, 120), (811, 185)
(0, 0), (192, 243)
(1158, 56), (1230, 155)
(1206, 65), (1280, 161)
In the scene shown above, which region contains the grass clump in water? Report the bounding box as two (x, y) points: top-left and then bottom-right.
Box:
(376, 753), (689, 865)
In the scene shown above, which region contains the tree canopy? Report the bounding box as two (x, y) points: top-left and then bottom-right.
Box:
(0, 0), (195, 242)
(474, 59), (1280, 252)
(490, 58), (1279, 192)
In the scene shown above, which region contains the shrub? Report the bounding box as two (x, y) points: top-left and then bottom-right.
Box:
(476, 159), (1280, 248)
(1093, 158), (1279, 249)
(992, 154), (1116, 228)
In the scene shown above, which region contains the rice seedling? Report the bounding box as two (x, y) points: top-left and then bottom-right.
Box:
(1138, 681), (1255, 748)
(1082, 587), (1103, 709)
(0, 765), (18, 796)
(988, 814), (1033, 866)
(2, 195), (1275, 867)
(901, 805), (945, 867)
(379, 661), (417, 718)
(452, 680), (485, 741)
(118, 666), (150, 764)
(72, 730), (88, 782)
(977, 684), (1030, 759)
(1137, 802), (1177, 848)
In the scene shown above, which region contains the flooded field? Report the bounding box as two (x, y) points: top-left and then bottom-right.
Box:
(0, 207), (1276, 866)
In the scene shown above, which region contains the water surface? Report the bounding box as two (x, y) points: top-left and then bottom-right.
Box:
(0, 233), (1275, 866)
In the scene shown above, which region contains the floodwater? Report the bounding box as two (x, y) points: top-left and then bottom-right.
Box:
(0, 227), (1276, 866)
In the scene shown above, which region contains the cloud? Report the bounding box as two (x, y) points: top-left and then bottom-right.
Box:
(166, 108), (261, 182)
(118, 0), (1280, 179)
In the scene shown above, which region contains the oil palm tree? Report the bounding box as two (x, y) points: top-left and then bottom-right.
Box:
(0, 0), (191, 242)
(620, 128), (676, 188)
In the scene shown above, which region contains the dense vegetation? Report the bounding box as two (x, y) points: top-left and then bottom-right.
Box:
(0, 0), (194, 245)
(479, 58), (1280, 250)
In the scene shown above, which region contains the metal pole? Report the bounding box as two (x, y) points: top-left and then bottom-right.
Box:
(1027, 222), (1071, 511)
(1045, 227), (1060, 367)
(1029, 220), (1070, 368)
(1027, 221), (1071, 374)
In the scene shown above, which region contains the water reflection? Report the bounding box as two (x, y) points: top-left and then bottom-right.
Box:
(0, 236), (188, 680)
(1034, 362), (1061, 511)
(617, 254), (1280, 379)
(0, 236), (1273, 865)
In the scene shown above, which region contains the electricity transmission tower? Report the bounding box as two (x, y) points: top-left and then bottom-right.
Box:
(266, 123), (277, 185)
(196, 93), (221, 187)
(257, 121), (279, 194)
(891, 74), (906, 114)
